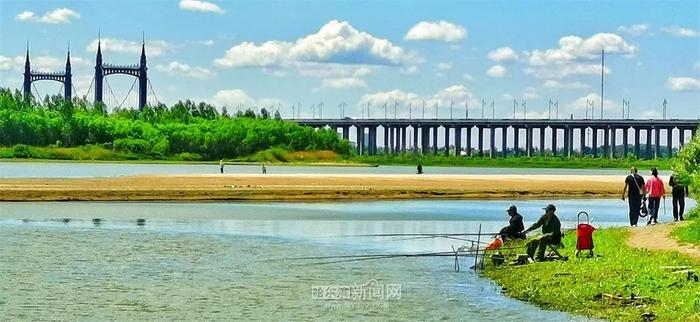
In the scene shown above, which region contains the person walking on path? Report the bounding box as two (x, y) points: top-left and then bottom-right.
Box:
(220, 159), (224, 174)
(645, 167), (665, 225)
(261, 164), (267, 174)
(669, 174), (689, 221)
(622, 166), (646, 227)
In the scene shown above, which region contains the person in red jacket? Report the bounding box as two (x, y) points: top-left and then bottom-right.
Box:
(644, 167), (665, 225)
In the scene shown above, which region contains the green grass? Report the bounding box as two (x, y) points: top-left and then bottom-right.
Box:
(352, 153), (673, 169)
(673, 207), (700, 246)
(483, 228), (700, 321)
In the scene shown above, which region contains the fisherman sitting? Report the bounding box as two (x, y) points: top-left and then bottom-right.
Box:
(498, 205), (526, 241)
(522, 204), (562, 262)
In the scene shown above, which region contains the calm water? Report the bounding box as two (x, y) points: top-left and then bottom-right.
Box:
(2, 199), (683, 321)
(0, 161), (661, 178)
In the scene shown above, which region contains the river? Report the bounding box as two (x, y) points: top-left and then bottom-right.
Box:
(5, 199), (691, 320)
(0, 161), (667, 178)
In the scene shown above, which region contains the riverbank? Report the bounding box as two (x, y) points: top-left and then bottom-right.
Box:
(483, 223), (700, 321)
(0, 174), (625, 201)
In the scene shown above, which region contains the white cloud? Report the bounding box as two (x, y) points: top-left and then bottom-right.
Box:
(210, 89), (283, 109)
(661, 26), (699, 37)
(488, 47), (519, 62)
(297, 63), (372, 78)
(321, 77), (367, 89)
(214, 41), (291, 67)
(542, 80), (590, 90)
(155, 61), (213, 79)
(179, 0), (225, 14)
(617, 24), (650, 36)
(401, 65), (419, 75)
(524, 64), (610, 79)
(15, 8), (80, 24)
(215, 20), (417, 68)
(86, 38), (170, 57)
(528, 33), (636, 66)
(666, 77), (700, 91)
(404, 21), (467, 42)
(359, 85), (474, 111)
(0, 54), (86, 72)
(567, 93), (619, 116)
(486, 65), (506, 78)
(640, 110), (662, 119)
(437, 62), (452, 72)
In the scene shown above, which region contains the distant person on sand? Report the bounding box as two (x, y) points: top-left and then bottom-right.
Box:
(498, 205), (525, 241)
(622, 166), (645, 227)
(522, 204), (561, 262)
(669, 174), (689, 221)
(645, 167), (665, 225)
(417, 164), (423, 174)
(262, 164), (267, 174)
(220, 159), (224, 174)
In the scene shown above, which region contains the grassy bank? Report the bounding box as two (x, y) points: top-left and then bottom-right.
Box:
(673, 207), (700, 246)
(352, 154), (673, 169)
(483, 228), (700, 321)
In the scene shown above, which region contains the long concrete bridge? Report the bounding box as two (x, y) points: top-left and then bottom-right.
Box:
(294, 118), (699, 159)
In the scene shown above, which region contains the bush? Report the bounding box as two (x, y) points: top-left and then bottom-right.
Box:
(12, 144), (33, 158)
(113, 138), (151, 155)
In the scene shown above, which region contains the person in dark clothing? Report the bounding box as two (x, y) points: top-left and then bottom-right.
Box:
(499, 205), (526, 241)
(669, 174), (689, 221)
(416, 164), (423, 174)
(522, 204), (562, 261)
(622, 166), (646, 227)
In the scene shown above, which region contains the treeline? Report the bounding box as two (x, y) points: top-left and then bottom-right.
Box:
(0, 88), (350, 160)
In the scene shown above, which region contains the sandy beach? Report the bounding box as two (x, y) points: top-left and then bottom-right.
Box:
(0, 174), (628, 201)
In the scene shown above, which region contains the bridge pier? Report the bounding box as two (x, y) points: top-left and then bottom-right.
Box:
(466, 126), (473, 157)
(513, 127), (520, 156)
(477, 127), (484, 157)
(579, 127), (586, 156)
(646, 128), (652, 159)
(610, 127), (617, 158)
(455, 127), (462, 157)
(551, 127), (558, 157)
(603, 127), (610, 158)
(412, 126), (418, 154)
(444, 127), (451, 156)
(539, 128), (545, 156)
(654, 127), (660, 159)
(564, 126), (572, 157)
(489, 126), (496, 158)
(401, 127), (406, 153)
(680, 128), (685, 149)
(421, 127), (429, 155)
(622, 128), (629, 157)
(592, 128), (598, 157)
(501, 127), (508, 158)
(667, 128), (673, 158)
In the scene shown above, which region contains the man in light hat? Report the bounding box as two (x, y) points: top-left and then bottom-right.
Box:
(498, 205), (525, 241)
(522, 204), (562, 261)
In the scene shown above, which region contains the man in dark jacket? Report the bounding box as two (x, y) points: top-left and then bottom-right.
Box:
(499, 205), (525, 241)
(669, 174), (689, 221)
(522, 204), (562, 261)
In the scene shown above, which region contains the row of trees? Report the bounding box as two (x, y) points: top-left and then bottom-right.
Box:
(0, 89), (350, 159)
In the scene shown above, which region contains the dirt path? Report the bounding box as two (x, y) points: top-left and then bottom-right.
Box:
(626, 221), (700, 259)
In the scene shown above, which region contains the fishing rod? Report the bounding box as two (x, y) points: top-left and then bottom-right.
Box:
(344, 232), (502, 238)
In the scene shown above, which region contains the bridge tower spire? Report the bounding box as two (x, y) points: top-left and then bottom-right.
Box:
(138, 33), (148, 109)
(23, 42), (31, 99)
(94, 32), (104, 105)
(65, 43), (72, 100)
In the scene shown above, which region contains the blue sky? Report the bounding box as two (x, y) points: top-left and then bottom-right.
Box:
(1, 0), (699, 120)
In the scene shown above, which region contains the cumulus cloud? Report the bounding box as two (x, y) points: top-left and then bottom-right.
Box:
(404, 21), (467, 42)
(463, 73), (475, 82)
(522, 87), (539, 99)
(488, 47), (519, 62)
(528, 33), (636, 66)
(321, 77), (367, 89)
(155, 61), (213, 79)
(215, 20), (418, 68)
(567, 93), (619, 116)
(86, 38), (170, 57)
(0, 54), (89, 72)
(542, 80), (590, 90)
(486, 65), (506, 78)
(358, 85), (474, 111)
(661, 26), (699, 37)
(666, 77), (700, 91)
(617, 24), (650, 36)
(524, 64), (610, 79)
(15, 8), (80, 24)
(179, 0), (225, 14)
(210, 89), (283, 109)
